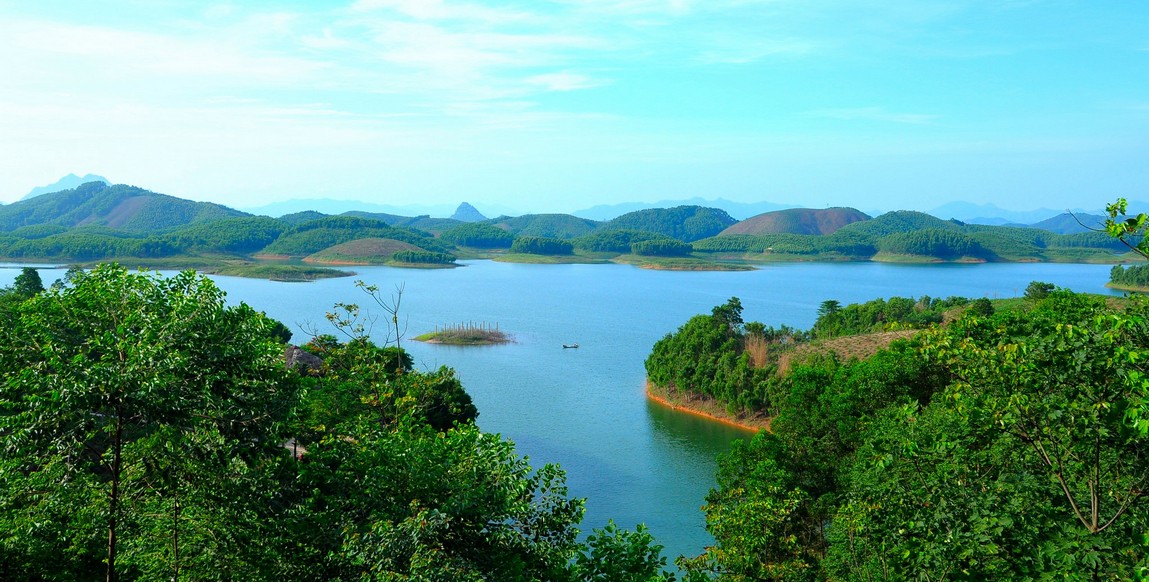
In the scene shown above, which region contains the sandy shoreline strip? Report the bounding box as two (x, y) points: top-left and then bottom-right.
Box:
(645, 381), (770, 433)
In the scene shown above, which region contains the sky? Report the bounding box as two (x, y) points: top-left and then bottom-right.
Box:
(1, 0), (1147, 215)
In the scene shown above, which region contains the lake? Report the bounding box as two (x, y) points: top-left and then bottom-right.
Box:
(0, 260), (1123, 561)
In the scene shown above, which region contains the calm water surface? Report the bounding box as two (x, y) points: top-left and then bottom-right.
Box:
(0, 261), (1122, 560)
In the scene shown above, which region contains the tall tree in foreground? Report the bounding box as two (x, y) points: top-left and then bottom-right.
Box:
(0, 265), (300, 581)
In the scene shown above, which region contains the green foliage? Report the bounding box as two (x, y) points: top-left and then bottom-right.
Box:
(391, 249), (457, 264)
(645, 298), (789, 413)
(260, 215), (448, 256)
(10, 267), (44, 298)
(0, 265), (676, 580)
(811, 295), (969, 338)
(603, 205), (736, 242)
(165, 216), (287, 254)
(969, 296), (995, 316)
(1025, 280), (1055, 300)
(572, 229), (669, 253)
(1110, 264), (1149, 289)
(572, 521), (677, 582)
(631, 238), (693, 257)
(876, 228), (993, 260)
(487, 214), (600, 239)
(1104, 197), (1149, 258)
(682, 289), (1149, 579)
(0, 228), (178, 260)
(511, 236), (574, 255)
(440, 222), (516, 248)
(0, 264), (300, 580)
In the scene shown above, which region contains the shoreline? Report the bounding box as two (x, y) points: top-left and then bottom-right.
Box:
(645, 381), (770, 433)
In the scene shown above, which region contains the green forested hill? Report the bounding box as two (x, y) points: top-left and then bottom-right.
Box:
(0, 181), (246, 232)
(694, 209), (1132, 262)
(259, 216), (449, 257)
(603, 205), (736, 242)
(485, 213), (600, 239)
(166, 216), (288, 254)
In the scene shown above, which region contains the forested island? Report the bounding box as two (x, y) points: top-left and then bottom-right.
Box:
(0, 182), (1143, 281)
(644, 285), (1148, 578)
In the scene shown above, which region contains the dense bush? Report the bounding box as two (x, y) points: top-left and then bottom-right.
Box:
(390, 250), (456, 264)
(630, 238), (693, 257)
(510, 236), (573, 255)
(440, 222), (515, 248)
(1109, 264), (1149, 289)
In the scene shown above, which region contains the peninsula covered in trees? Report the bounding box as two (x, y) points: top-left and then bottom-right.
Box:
(0, 181), (1141, 279)
(645, 288), (1149, 578)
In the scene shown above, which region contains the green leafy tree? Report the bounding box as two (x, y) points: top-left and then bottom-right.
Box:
(0, 264), (300, 581)
(1024, 280), (1055, 301)
(11, 267), (44, 298)
(969, 296), (995, 316)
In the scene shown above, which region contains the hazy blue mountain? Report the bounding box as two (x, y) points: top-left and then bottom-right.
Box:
(451, 202), (487, 222)
(23, 173), (110, 200)
(1029, 212), (1106, 235)
(574, 198), (794, 221)
(928, 201), (1106, 225)
(243, 198), (518, 219)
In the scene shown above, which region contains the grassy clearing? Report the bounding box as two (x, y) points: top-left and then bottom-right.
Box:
(304, 238), (422, 265)
(492, 253), (609, 264)
(776, 330), (921, 375)
(611, 254), (756, 271)
(208, 264), (353, 281)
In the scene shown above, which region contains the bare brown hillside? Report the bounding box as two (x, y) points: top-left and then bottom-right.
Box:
(721, 207), (869, 236)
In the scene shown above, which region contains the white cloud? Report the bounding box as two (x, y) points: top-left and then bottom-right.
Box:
(350, 0), (534, 23)
(525, 72), (602, 91)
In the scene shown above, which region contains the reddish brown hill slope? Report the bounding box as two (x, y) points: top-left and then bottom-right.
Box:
(720, 207), (870, 236)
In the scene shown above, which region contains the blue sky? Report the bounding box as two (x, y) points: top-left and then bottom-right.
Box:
(1, 0), (1146, 215)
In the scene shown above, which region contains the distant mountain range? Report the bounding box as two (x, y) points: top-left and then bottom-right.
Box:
(240, 198), (516, 220)
(925, 201), (1120, 226)
(0, 179), (1137, 266)
(22, 173), (110, 200)
(573, 198), (793, 221)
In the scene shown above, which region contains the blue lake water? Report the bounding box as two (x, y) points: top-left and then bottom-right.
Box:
(0, 260), (1123, 561)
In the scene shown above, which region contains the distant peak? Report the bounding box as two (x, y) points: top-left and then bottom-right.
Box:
(23, 173), (110, 200)
(451, 202), (487, 222)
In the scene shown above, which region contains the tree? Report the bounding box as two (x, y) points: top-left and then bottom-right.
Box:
(969, 296), (995, 316)
(11, 267), (44, 298)
(0, 264), (301, 581)
(1104, 197), (1149, 259)
(1024, 280), (1055, 301)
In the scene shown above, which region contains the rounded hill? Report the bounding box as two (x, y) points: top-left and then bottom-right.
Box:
(304, 237), (424, 264)
(720, 207), (869, 236)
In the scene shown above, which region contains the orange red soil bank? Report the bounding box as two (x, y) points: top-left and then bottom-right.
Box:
(645, 382), (771, 433)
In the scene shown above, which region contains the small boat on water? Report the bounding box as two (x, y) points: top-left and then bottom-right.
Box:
(562, 343), (579, 349)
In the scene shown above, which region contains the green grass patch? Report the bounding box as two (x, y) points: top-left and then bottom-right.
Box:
(208, 264), (353, 281)
(493, 253), (610, 264)
(415, 323), (511, 345)
(611, 254), (755, 271)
